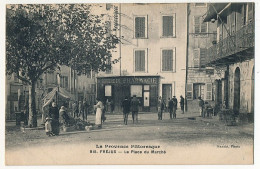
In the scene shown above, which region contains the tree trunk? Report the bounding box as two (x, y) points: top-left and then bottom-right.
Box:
(28, 80), (37, 127)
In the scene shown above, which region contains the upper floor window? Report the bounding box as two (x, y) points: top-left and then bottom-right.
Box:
(134, 49), (147, 72)
(161, 48), (176, 72)
(194, 16), (208, 35)
(194, 3), (207, 7)
(162, 14), (176, 37)
(193, 48), (207, 68)
(134, 16), (147, 38)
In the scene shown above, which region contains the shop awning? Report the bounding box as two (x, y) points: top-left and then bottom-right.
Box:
(203, 3), (229, 22)
(42, 87), (73, 108)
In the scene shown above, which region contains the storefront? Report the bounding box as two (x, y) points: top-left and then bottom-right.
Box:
(97, 76), (160, 113)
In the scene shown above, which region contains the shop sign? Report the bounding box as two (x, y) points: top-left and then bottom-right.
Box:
(98, 77), (159, 85)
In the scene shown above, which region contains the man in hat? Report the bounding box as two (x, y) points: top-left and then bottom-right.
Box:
(131, 95), (140, 124)
(198, 96), (205, 117)
(172, 96), (178, 118)
(180, 95), (185, 114)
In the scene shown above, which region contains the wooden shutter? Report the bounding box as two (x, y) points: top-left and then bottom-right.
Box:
(200, 48), (207, 68)
(162, 50), (173, 71)
(135, 50), (145, 72)
(135, 17), (145, 38)
(206, 83), (212, 100)
(194, 16), (200, 34)
(163, 16), (173, 36)
(186, 83), (193, 100)
(248, 3), (254, 22)
(200, 17), (207, 33)
(193, 49), (200, 68)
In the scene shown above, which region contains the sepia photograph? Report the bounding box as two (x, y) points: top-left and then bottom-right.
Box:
(2, 0), (257, 167)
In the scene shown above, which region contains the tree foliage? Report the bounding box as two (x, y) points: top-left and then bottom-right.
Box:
(6, 4), (119, 127)
(6, 4), (119, 83)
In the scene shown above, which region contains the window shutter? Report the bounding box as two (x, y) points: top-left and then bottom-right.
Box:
(135, 50), (145, 72)
(162, 50), (173, 71)
(163, 16), (173, 36)
(206, 83), (212, 100)
(248, 3), (254, 22)
(193, 49), (200, 68)
(186, 83), (193, 100)
(135, 17), (145, 38)
(194, 16), (200, 33)
(200, 17), (207, 33)
(200, 48), (207, 68)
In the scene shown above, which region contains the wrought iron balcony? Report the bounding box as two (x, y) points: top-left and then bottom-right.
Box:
(204, 22), (254, 66)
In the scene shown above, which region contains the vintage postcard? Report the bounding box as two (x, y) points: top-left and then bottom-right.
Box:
(3, 1), (256, 166)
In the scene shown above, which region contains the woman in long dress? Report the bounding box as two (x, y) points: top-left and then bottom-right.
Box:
(94, 98), (103, 127)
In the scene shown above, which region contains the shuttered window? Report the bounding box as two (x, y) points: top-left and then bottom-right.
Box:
(135, 17), (146, 38)
(193, 48), (207, 68)
(193, 49), (200, 68)
(163, 16), (174, 36)
(194, 16), (208, 34)
(200, 48), (207, 68)
(206, 83), (212, 100)
(162, 50), (173, 71)
(135, 50), (145, 72)
(186, 83), (193, 100)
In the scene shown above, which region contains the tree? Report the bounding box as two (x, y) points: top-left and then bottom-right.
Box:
(6, 4), (119, 127)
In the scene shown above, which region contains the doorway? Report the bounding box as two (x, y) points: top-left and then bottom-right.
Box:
(233, 67), (240, 114)
(162, 84), (172, 103)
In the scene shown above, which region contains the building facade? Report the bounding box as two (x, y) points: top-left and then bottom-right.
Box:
(186, 3), (217, 112)
(5, 66), (96, 120)
(97, 3), (187, 112)
(203, 3), (254, 120)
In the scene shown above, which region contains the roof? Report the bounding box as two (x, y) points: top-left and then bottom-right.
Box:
(203, 3), (229, 22)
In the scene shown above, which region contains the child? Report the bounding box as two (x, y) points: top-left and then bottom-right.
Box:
(45, 117), (54, 136)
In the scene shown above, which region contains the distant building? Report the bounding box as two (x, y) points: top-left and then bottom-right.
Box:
(97, 3), (187, 112)
(5, 66), (96, 120)
(186, 3), (217, 112)
(203, 3), (254, 120)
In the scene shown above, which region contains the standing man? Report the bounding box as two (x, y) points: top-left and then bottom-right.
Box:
(172, 96), (178, 118)
(72, 101), (78, 118)
(78, 101), (83, 119)
(198, 96), (205, 117)
(168, 97), (174, 119)
(122, 96), (131, 125)
(131, 95), (140, 124)
(180, 95), (185, 114)
(157, 96), (162, 120)
(83, 98), (89, 121)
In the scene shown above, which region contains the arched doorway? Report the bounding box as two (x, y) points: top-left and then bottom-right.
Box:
(233, 67), (240, 115)
(251, 67), (254, 113)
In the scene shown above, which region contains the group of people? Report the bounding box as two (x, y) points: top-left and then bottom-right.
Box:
(157, 95), (185, 120)
(198, 96), (213, 118)
(121, 95), (140, 125)
(72, 99), (89, 121)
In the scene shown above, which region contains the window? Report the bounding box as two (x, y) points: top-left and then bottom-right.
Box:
(114, 6), (118, 30)
(161, 48), (176, 72)
(105, 85), (112, 96)
(186, 83), (193, 100)
(60, 76), (68, 89)
(134, 50), (146, 72)
(162, 14), (176, 37)
(134, 16), (147, 38)
(193, 48), (207, 68)
(194, 16), (208, 34)
(131, 85), (142, 97)
(206, 83), (212, 100)
(106, 57), (112, 74)
(195, 3), (206, 7)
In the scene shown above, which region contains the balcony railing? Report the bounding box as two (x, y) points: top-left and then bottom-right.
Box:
(205, 22), (254, 66)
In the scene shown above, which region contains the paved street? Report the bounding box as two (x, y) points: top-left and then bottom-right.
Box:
(5, 110), (253, 165)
